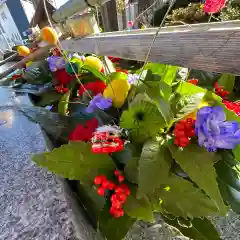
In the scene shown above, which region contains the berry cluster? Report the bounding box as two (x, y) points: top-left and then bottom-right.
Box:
(55, 85), (69, 93)
(222, 100), (240, 116)
(174, 118), (196, 148)
(214, 82), (229, 99)
(187, 79), (198, 85)
(94, 170), (130, 218)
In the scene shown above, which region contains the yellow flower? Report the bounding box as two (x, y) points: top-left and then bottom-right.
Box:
(103, 79), (130, 108)
(84, 56), (103, 71)
(200, 4), (204, 9)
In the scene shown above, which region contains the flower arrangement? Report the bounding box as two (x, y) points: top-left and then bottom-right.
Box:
(6, 49), (240, 239)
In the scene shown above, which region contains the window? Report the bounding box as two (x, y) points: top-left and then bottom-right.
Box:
(1, 12), (7, 20)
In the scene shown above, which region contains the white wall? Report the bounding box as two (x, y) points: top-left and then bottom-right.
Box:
(0, 3), (23, 50)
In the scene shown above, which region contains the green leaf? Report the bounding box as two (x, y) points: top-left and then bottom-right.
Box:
(36, 91), (62, 107)
(32, 142), (115, 182)
(137, 70), (172, 101)
(233, 145), (240, 162)
(142, 63), (167, 76)
(124, 191), (154, 222)
(218, 179), (240, 214)
(218, 73), (235, 92)
(168, 144), (227, 214)
(82, 65), (108, 83)
(99, 204), (135, 240)
(108, 72), (128, 81)
(173, 93), (205, 120)
(215, 155), (240, 192)
(124, 157), (139, 184)
(162, 65), (178, 85)
(58, 90), (71, 116)
(137, 139), (172, 198)
(163, 216), (221, 240)
(177, 81), (206, 96)
(120, 93), (167, 143)
(157, 174), (219, 218)
(111, 144), (133, 165)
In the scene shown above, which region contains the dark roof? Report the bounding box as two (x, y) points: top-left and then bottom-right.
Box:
(30, 0), (56, 28)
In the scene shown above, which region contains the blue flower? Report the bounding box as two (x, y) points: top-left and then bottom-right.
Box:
(195, 106), (240, 152)
(86, 93), (112, 113)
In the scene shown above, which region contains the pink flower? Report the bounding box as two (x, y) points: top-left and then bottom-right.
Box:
(204, 0), (225, 13)
(127, 21), (133, 28)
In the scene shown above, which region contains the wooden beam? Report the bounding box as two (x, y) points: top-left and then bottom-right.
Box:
(61, 20), (240, 75)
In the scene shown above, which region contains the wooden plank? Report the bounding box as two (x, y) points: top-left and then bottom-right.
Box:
(61, 20), (240, 75)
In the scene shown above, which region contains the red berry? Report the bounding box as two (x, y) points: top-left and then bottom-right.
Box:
(102, 180), (110, 189)
(185, 122), (193, 131)
(174, 130), (185, 138)
(108, 181), (115, 190)
(174, 138), (180, 146)
(112, 209), (124, 218)
(179, 137), (189, 147)
(94, 176), (103, 185)
(118, 194), (127, 203)
(119, 184), (130, 196)
(110, 206), (117, 215)
(111, 194), (118, 202)
(175, 124), (185, 130)
(118, 175), (125, 183)
(115, 186), (124, 194)
(97, 187), (105, 196)
(114, 169), (121, 176)
(111, 200), (122, 209)
(187, 129), (195, 138)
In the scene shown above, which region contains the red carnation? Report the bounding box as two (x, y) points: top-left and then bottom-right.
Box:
(78, 80), (106, 96)
(54, 68), (75, 86)
(68, 118), (98, 142)
(204, 0), (225, 13)
(108, 56), (121, 63)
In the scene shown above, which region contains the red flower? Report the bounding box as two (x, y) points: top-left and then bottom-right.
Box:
(54, 68), (75, 86)
(108, 56), (121, 63)
(214, 81), (230, 99)
(78, 80), (106, 96)
(55, 85), (69, 93)
(204, 0), (225, 13)
(12, 74), (22, 80)
(187, 79), (198, 85)
(68, 118), (98, 142)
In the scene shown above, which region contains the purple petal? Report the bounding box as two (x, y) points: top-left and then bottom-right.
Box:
(219, 121), (239, 135)
(211, 106), (226, 122)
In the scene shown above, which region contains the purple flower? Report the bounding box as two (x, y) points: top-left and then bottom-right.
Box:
(195, 106), (240, 152)
(86, 93), (112, 113)
(128, 73), (139, 85)
(48, 56), (66, 72)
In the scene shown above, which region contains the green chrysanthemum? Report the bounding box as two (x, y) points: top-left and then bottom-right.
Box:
(120, 93), (166, 142)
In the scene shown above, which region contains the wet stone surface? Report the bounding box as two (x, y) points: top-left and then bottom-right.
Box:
(0, 63), (97, 240)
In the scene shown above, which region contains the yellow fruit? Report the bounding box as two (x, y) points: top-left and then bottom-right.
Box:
(184, 100), (210, 120)
(41, 27), (58, 45)
(17, 46), (30, 57)
(26, 61), (33, 67)
(103, 79), (130, 108)
(84, 56), (103, 71)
